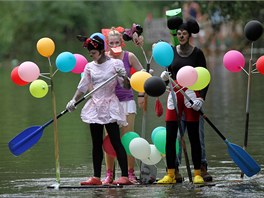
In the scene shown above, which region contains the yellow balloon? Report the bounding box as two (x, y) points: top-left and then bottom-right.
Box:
(188, 67), (211, 91)
(29, 79), (49, 98)
(36, 37), (55, 57)
(130, 71), (152, 92)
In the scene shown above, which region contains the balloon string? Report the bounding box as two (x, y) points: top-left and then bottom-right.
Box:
(240, 66), (249, 76)
(39, 74), (51, 80)
(52, 69), (59, 77)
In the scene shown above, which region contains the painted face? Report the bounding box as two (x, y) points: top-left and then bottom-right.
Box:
(108, 35), (122, 56)
(176, 30), (190, 45)
(88, 49), (102, 61)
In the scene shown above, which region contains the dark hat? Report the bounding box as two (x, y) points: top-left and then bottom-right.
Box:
(77, 35), (105, 51)
(167, 16), (199, 36)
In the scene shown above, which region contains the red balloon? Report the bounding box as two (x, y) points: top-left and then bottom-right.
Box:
(10, 66), (29, 86)
(256, 56), (264, 75)
(103, 135), (116, 157)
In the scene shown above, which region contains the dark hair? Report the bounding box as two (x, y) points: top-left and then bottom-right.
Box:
(76, 35), (105, 51)
(167, 16), (199, 36)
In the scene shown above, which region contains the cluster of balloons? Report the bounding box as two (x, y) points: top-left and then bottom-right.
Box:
(102, 126), (181, 166)
(223, 20), (263, 74)
(103, 131), (163, 166)
(130, 41), (211, 97)
(11, 37), (89, 98)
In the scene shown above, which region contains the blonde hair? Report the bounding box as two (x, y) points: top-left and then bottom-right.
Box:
(108, 27), (122, 40)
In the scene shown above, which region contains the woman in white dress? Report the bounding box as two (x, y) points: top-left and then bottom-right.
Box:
(66, 35), (132, 185)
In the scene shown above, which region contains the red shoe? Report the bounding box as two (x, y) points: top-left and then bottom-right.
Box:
(112, 177), (133, 185)
(80, 177), (102, 185)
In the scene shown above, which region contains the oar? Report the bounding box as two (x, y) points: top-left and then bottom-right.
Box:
(8, 73), (119, 156)
(169, 77), (261, 177)
(139, 46), (157, 184)
(241, 42), (254, 178)
(168, 78), (192, 182)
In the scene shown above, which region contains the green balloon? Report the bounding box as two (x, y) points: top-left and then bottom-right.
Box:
(153, 130), (166, 154)
(121, 132), (140, 155)
(153, 129), (180, 155)
(29, 79), (49, 98)
(188, 67), (211, 91)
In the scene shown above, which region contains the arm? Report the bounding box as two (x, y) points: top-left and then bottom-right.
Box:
(128, 52), (145, 108)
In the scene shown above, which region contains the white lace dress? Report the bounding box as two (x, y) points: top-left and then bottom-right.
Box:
(77, 58), (127, 127)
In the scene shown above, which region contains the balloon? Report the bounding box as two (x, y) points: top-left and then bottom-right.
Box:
(18, 61), (40, 82)
(153, 128), (179, 155)
(71, 54), (88, 74)
(256, 55), (264, 75)
(141, 144), (162, 165)
(130, 71), (152, 92)
(29, 79), (49, 98)
(55, 51), (76, 72)
(244, 20), (263, 41)
(152, 41), (174, 67)
(223, 50), (245, 72)
(103, 135), (116, 158)
(188, 67), (211, 90)
(176, 66), (198, 87)
(10, 66), (29, 86)
(121, 132), (140, 155)
(144, 76), (166, 97)
(151, 126), (166, 143)
(36, 37), (55, 57)
(129, 137), (151, 160)
(153, 129), (166, 154)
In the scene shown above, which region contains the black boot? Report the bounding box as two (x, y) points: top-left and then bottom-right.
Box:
(201, 163), (213, 182)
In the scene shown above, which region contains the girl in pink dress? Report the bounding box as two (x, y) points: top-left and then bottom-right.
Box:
(66, 35), (132, 185)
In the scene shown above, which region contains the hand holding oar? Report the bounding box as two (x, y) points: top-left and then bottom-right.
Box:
(8, 73), (119, 156)
(168, 75), (261, 177)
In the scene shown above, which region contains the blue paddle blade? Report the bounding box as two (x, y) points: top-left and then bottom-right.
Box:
(225, 140), (261, 177)
(8, 126), (44, 156)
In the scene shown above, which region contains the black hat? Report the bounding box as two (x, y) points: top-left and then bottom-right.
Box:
(77, 35), (105, 51)
(167, 16), (199, 36)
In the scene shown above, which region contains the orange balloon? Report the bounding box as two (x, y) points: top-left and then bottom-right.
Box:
(36, 37), (55, 57)
(130, 71), (152, 92)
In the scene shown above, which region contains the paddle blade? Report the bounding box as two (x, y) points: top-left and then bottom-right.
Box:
(226, 140), (261, 177)
(8, 126), (44, 156)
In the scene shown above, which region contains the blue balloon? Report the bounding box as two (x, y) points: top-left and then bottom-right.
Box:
(152, 42), (174, 67)
(90, 32), (105, 41)
(151, 126), (166, 143)
(56, 52), (76, 72)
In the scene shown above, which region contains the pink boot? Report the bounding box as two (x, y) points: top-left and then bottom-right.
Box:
(128, 169), (139, 184)
(102, 169), (113, 185)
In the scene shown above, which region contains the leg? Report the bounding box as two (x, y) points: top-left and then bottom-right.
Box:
(80, 123), (104, 185)
(105, 123), (128, 177)
(199, 115), (213, 181)
(157, 121), (178, 184)
(186, 121), (204, 184)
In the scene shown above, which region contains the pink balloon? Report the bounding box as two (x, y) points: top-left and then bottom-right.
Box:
(18, 61), (40, 82)
(71, 54), (88, 74)
(176, 66), (198, 87)
(223, 50), (245, 72)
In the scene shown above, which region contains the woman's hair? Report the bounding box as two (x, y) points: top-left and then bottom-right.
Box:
(167, 16), (199, 36)
(101, 26), (125, 51)
(76, 35), (105, 51)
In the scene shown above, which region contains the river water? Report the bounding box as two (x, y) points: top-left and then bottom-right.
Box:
(0, 50), (263, 197)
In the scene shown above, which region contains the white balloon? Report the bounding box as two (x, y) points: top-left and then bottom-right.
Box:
(129, 137), (151, 160)
(141, 144), (162, 165)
